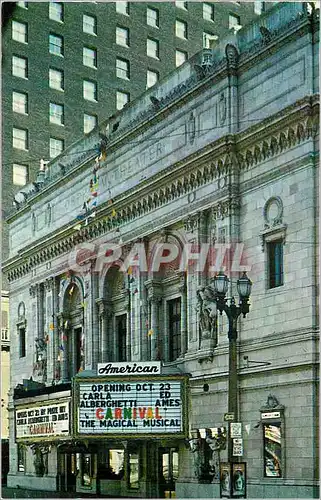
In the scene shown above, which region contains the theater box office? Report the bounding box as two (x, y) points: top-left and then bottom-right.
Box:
(72, 363), (189, 497)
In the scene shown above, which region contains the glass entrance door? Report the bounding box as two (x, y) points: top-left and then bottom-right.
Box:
(159, 448), (179, 498)
(58, 453), (77, 492)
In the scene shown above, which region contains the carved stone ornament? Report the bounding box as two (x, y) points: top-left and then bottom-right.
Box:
(189, 428), (225, 483)
(260, 26), (272, 45)
(31, 444), (50, 477)
(29, 285), (37, 298)
(260, 394), (285, 412)
(260, 196), (287, 251)
(212, 201), (229, 221)
(196, 286), (218, 346)
(183, 214), (199, 234)
(263, 196), (283, 228)
(225, 43), (239, 67)
(218, 93), (227, 125)
(31, 212), (36, 234)
(187, 112), (196, 145)
(17, 301), (25, 320)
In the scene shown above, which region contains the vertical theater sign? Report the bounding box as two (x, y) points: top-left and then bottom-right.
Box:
(73, 362), (189, 438)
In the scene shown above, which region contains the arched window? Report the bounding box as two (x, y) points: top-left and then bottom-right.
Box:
(146, 234), (187, 362)
(59, 282), (84, 380)
(103, 266), (129, 362)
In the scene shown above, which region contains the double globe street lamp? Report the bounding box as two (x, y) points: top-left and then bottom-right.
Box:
(212, 271), (252, 463)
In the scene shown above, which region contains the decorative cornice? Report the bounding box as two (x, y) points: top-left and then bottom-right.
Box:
(5, 98), (319, 283)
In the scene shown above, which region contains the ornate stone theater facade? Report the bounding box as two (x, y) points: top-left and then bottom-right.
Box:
(4, 4), (319, 498)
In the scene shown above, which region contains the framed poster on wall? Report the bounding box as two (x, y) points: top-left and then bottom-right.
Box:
(231, 462), (246, 498)
(220, 462), (232, 498)
(220, 462), (246, 498)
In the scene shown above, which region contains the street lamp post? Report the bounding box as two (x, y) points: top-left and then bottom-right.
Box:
(212, 271), (252, 463)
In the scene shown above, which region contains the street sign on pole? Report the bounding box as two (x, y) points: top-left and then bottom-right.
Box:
(224, 412), (235, 421)
(233, 438), (243, 456)
(230, 422), (242, 438)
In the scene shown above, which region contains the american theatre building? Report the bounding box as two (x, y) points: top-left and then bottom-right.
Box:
(4, 4), (319, 499)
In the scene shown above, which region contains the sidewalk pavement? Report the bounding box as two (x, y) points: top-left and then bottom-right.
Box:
(1, 487), (121, 499)
(1, 487), (78, 498)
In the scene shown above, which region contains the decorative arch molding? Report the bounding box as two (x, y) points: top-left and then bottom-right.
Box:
(59, 276), (84, 314)
(148, 231), (186, 280)
(98, 259), (127, 299)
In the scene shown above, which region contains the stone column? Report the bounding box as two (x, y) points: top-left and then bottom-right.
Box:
(83, 273), (93, 370)
(225, 43), (239, 134)
(50, 278), (59, 383)
(149, 297), (160, 361)
(57, 313), (69, 382)
(37, 283), (44, 341)
(183, 213), (203, 352)
(145, 280), (162, 361)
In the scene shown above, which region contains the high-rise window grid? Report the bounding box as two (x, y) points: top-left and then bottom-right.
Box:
(116, 57), (130, 80)
(49, 68), (64, 91)
(175, 49), (187, 67)
(175, 1), (188, 10)
(203, 31), (218, 48)
(50, 137), (64, 158)
(12, 91), (28, 114)
(12, 55), (28, 78)
(116, 26), (129, 47)
(147, 7), (159, 28)
(84, 114), (97, 134)
(83, 47), (97, 68)
(13, 128), (28, 150)
(12, 20), (28, 43)
(83, 80), (97, 102)
(83, 14), (97, 35)
(116, 91), (129, 110)
(146, 69), (159, 89)
(49, 2), (63, 22)
(49, 102), (64, 125)
(254, 1), (264, 14)
(203, 3), (215, 21)
(49, 33), (64, 56)
(147, 38), (159, 59)
(176, 19), (188, 39)
(13, 164), (28, 186)
(229, 13), (241, 29)
(116, 1), (129, 15)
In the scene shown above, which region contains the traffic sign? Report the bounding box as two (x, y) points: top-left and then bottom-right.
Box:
(224, 412), (235, 421)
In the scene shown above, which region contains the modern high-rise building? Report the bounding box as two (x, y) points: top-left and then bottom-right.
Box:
(2, 1), (267, 229)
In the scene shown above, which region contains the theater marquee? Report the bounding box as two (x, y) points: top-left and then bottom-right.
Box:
(73, 375), (188, 438)
(15, 400), (70, 441)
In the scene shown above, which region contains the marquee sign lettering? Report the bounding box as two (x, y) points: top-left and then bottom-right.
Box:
(15, 400), (70, 440)
(74, 377), (188, 437)
(97, 361), (161, 376)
